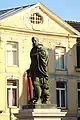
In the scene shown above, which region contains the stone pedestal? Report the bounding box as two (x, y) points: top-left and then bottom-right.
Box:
(14, 105), (67, 120)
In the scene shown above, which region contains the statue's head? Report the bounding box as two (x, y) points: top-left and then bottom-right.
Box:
(32, 37), (39, 47)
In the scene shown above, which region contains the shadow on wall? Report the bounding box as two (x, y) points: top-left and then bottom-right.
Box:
(19, 72), (28, 107)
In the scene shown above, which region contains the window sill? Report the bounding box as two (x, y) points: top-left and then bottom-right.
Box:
(56, 68), (67, 71)
(57, 107), (67, 110)
(6, 64), (19, 67)
(75, 67), (80, 72)
(8, 106), (19, 109)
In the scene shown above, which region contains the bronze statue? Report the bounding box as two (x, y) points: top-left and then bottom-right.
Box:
(28, 37), (50, 104)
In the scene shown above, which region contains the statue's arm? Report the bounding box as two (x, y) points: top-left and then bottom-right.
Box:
(39, 48), (49, 65)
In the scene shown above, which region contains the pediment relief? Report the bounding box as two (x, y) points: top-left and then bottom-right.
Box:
(22, 7), (72, 34)
(0, 3), (79, 35)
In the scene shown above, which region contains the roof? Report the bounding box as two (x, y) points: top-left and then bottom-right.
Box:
(65, 20), (80, 32)
(0, 4), (35, 19)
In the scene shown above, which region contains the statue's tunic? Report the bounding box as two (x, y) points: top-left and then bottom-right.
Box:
(30, 44), (49, 79)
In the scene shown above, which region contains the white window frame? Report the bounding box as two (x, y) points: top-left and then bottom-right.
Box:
(77, 81), (80, 109)
(55, 47), (66, 70)
(56, 81), (67, 109)
(7, 80), (19, 108)
(6, 41), (18, 66)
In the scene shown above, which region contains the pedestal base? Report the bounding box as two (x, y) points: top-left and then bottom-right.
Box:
(14, 105), (67, 120)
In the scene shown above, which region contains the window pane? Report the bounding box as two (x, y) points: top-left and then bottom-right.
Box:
(13, 51), (18, 65)
(7, 80), (16, 86)
(78, 117), (80, 120)
(7, 80), (18, 107)
(7, 42), (17, 49)
(12, 89), (17, 106)
(30, 13), (43, 24)
(7, 42), (18, 66)
(78, 82), (80, 89)
(7, 44), (12, 50)
(55, 47), (65, 54)
(56, 54), (64, 69)
(56, 90), (60, 107)
(61, 90), (65, 107)
(78, 91), (80, 107)
(7, 51), (13, 65)
(56, 81), (66, 108)
(56, 82), (65, 88)
(12, 43), (17, 49)
(7, 88), (12, 107)
(77, 44), (80, 68)
(55, 54), (59, 68)
(55, 47), (65, 69)
(60, 55), (64, 68)
(7, 88), (17, 106)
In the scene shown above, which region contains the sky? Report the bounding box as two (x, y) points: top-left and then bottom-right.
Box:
(0, 0), (80, 22)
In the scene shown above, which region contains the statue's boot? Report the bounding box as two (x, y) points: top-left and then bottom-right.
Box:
(36, 98), (42, 104)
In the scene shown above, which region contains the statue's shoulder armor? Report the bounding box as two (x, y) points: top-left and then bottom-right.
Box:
(38, 44), (48, 57)
(38, 44), (45, 51)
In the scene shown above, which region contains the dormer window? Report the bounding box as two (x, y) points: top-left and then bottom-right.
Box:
(30, 13), (43, 24)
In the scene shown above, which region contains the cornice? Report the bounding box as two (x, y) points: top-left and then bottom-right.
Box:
(0, 25), (79, 38)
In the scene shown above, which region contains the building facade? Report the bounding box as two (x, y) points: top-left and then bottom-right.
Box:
(0, 2), (80, 120)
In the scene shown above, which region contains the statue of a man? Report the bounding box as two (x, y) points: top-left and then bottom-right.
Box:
(29, 37), (50, 104)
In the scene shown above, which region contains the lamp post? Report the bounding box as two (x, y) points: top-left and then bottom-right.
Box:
(9, 107), (12, 120)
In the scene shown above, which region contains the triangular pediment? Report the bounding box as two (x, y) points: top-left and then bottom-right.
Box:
(0, 2), (80, 35)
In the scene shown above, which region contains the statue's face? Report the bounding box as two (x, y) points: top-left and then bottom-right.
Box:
(32, 37), (39, 47)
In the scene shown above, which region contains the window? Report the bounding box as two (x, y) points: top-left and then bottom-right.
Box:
(78, 117), (80, 120)
(76, 39), (80, 68)
(55, 47), (66, 69)
(6, 42), (18, 66)
(77, 82), (80, 108)
(56, 81), (67, 108)
(30, 13), (43, 24)
(7, 80), (19, 107)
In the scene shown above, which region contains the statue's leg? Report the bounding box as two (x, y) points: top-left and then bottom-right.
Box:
(42, 78), (50, 104)
(34, 77), (42, 104)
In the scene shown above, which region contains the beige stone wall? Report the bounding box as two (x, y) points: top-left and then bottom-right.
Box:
(0, 29), (78, 111)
